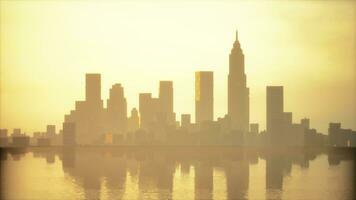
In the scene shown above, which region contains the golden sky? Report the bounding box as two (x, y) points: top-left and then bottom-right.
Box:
(1, 0), (355, 134)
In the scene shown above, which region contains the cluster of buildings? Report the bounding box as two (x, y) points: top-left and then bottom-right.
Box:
(0, 31), (355, 147)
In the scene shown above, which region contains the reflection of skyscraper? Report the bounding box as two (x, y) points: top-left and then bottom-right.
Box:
(106, 84), (127, 135)
(228, 31), (249, 133)
(195, 71), (213, 123)
(267, 86), (284, 135)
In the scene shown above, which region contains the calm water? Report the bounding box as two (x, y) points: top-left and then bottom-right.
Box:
(1, 147), (355, 200)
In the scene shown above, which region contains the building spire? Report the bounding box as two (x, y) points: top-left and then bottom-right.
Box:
(236, 30), (238, 41)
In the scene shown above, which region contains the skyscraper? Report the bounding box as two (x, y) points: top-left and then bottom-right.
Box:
(228, 31), (249, 133)
(86, 73), (101, 103)
(266, 86), (284, 134)
(195, 71), (213, 123)
(159, 81), (175, 125)
(139, 93), (159, 130)
(159, 81), (173, 113)
(106, 84), (127, 135)
(64, 73), (104, 144)
(128, 108), (139, 132)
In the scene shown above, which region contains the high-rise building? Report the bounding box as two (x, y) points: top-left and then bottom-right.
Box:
(63, 122), (76, 146)
(195, 71), (214, 123)
(301, 118), (310, 130)
(106, 84), (127, 135)
(159, 81), (173, 113)
(64, 73), (104, 144)
(228, 31), (249, 133)
(139, 93), (159, 130)
(266, 86), (284, 134)
(159, 81), (175, 125)
(128, 108), (139, 132)
(86, 73), (101, 103)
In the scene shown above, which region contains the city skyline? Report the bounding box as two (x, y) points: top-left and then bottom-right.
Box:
(1, 1), (356, 134)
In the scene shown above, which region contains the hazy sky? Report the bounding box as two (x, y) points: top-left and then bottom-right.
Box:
(1, 0), (355, 134)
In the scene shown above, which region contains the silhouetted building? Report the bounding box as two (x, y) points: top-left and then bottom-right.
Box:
(86, 73), (101, 102)
(106, 84), (127, 136)
(267, 86), (284, 134)
(139, 93), (157, 130)
(159, 81), (175, 125)
(65, 73), (105, 144)
(12, 134), (30, 146)
(195, 71), (213, 123)
(328, 123), (355, 147)
(37, 138), (51, 146)
(181, 114), (191, 128)
(301, 118), (310, 130)
(0, 129), (8, 137)
(63, 122), (76, 146)
(46, 125), (56, 137)
(0, 129), (9, 146)
(128, 108), (139, 132)
(228, 31), (249, 133)
(250, 123), (259, 134)
(12, 128), (21, 136)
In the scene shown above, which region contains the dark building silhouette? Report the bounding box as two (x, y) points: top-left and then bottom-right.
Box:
(0, 129), (9, 146)
(128, 108), (139, 132)
(12, 135), (30, 146)
(65, 73), (105, 144)
(139, 93), (158, 130)
(195, 71), (213, 123)
(228, 31), (249, 133)
(329, 123), (356, 147)
(63, 122), (76, 146)
(159, 81), (175, 125)
(106, 84), (127, 136)
(267, 86), (284, 134)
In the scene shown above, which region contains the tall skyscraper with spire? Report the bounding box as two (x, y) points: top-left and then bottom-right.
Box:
(228, 31), (249, 132)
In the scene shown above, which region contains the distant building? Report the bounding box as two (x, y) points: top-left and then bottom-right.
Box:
(266, 86), (284, 134)
(181, 114), (191, 128)
(159, 81), (175, 125)
(106, 84), (127, 135)
(328, 123), (355, 147)
(37, 138), (51, 146)
(301, 118), (310, 130)
(139, 93), (159, 130)
(250, 123), (259, 134)
(12, 128), (21, 136)
(64, 73), (105, 144)
(228, 31), (249, 133)
(12, 135), (30, 146)
(128, 108), (139, 132)
(46, 125), (56, 137)
(195, 71), (213, 123)
(0, 129), (8, 137)
(63, 122), (76, 146)
(0, 129), (9, 146)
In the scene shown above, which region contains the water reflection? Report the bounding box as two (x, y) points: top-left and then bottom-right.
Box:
(1, 147), (355, 200)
